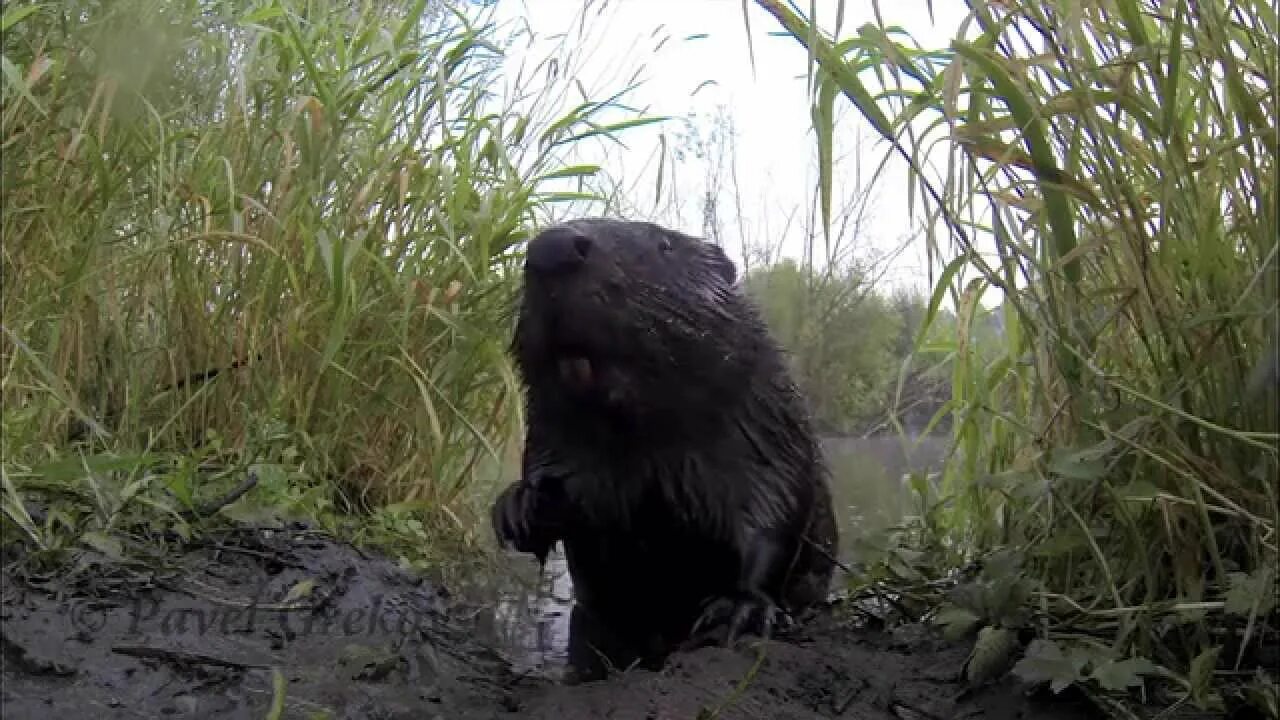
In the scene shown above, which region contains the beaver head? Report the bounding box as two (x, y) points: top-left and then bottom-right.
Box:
(513, 218), (769, 430)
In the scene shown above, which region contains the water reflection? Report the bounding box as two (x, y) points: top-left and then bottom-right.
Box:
(486, 549), (575, 679)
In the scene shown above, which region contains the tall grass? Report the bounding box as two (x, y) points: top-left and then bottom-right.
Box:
(1, 0), (651, 561)
(757, 0), (1277, 714)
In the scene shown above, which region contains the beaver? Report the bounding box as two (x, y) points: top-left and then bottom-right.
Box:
(491, 217), (839, 677)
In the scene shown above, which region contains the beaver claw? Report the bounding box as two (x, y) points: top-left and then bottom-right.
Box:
(491, 479), (564, 565)
(688, 592), (790, 648)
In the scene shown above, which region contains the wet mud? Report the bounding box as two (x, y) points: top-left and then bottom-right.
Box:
(0, 523), (1103, 720)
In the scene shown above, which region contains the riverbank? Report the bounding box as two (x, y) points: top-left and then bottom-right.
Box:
(1, 522), (1102, 720)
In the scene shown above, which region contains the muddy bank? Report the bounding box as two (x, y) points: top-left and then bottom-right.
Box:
(1, 525), (1100, 720)
(0, 524), (512, 719)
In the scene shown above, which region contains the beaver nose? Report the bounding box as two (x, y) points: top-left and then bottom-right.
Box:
(526, 227), (592, 275)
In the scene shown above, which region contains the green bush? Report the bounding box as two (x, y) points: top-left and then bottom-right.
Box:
(757, 0), (1277, 714)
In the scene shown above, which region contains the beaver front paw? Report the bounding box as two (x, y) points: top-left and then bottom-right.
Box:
(491, 480), (562, 565)
(688, 591), (790, 648)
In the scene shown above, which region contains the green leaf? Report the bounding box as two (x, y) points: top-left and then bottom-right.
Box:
(1, 3), (43, 33)
(392, 0), (429, 47)
(917, 252), (971, 349)
(947, 580), (987, 616)
(1030, 528), (1090, 559)
(1, 54), (48, 116)
(240, 5), (286, 25)
(812, 69), (837, 247)
(1112, 480), (1161, 504)
(934, 605), (983, 641)
(0, 471), (43, 549)
(282, 578), (317, 604)
(1012, 639), (1085, 694)
(951, 41), (1078, 287)
(1187, 640), (1218, 686)
(752, 0), (893, 140)
(1160, 2), (1185, 139)
(33, 453), (152, 484)
(537, 164), (601, 181)
(1046, 444), (1110, 481)
(1113, 0), (1151, 47)
(1090, 657), (1157, 692)
(1225, 569), (1277, 617)
(966, 625), (1019, 685)
(1182, 645), (1223, 707)
(555, 116), (669, 146)
(886, 546), (926, 581)
(981, 573), (1033, 625)
(1243, 674), (1279, 718)
(80, 530), (126, 562)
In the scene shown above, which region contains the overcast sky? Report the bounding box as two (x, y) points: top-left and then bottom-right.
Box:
(485, 0), (980, 297)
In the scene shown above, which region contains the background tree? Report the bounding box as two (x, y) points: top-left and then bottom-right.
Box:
(744, 258), (901, 434)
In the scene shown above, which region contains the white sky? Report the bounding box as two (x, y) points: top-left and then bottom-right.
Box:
(483, 0), (983, 298)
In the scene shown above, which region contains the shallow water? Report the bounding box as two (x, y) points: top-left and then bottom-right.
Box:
(824, 433), (949, 557)
(481, 434), (950, 678)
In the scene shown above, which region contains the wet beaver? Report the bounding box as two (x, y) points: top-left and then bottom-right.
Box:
(491, 217), (838, 677)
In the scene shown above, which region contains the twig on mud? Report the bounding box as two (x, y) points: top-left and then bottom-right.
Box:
(266, 667), (287, 720)
(241, 684), (336, 717)
(889, 701), (948, 720)
(832, 684), (860, 716)
(165, 576), (328, 612)
(887, 682), (953, 720)
(205, 542), (302, 568)
(112, 643), (271, 671)
(695, 643), (769, 720)
(803, 536), (918, 621)
(178, 472), (259, 521)
(803, 534), (865, 578)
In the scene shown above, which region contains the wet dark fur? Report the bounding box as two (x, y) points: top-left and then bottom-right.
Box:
(492, 218), (838, 678)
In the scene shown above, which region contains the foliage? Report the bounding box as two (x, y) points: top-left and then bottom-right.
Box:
(0, 0), (651, 563)
(743, 264), (999, 436)
(756, 0), (1278, 716)
(744, 258), (901, 433)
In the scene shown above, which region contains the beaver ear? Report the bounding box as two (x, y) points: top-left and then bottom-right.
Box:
(704, 242), (738, 285)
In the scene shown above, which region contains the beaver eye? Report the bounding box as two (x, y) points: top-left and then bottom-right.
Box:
(658, 237), (673, 255)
